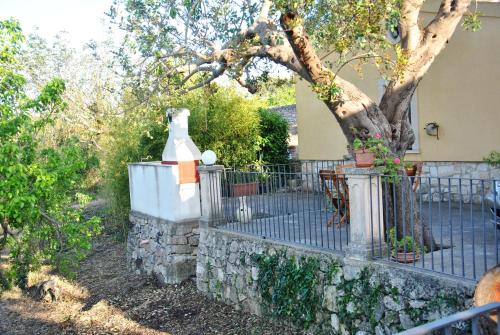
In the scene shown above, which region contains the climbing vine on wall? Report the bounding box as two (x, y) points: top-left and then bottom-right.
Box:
(335, 267), (387, 332)
(252, 251), (320, 329)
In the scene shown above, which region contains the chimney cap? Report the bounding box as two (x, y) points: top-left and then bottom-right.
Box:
(166, 108), (190, 118)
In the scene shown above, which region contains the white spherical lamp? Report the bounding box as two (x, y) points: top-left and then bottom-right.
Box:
(201, 150), (217, 166)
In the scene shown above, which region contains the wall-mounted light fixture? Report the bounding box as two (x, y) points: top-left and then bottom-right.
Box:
(424, 122), (440, 140)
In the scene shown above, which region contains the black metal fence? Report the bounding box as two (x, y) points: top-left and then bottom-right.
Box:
(203, 165), (500, 281)
(372, 174), (499, 281)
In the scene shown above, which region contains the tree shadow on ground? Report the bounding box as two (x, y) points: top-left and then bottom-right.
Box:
(1, 234), (302, 335)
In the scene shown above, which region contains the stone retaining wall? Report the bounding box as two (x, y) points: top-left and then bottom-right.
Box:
(128, 211), (199, 284)
(419, 161), (499, 203)
(197, 228), (474, 334)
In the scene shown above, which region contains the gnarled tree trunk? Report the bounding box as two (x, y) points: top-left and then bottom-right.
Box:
(279, 0), (472, 249)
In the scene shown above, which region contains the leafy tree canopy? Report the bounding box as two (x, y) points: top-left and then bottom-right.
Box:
(0, 19), (101, 290)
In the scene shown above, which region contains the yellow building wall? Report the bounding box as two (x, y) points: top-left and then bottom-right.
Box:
(297, 1), (500, 162)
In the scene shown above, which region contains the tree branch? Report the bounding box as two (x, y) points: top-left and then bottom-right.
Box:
(379, 0), (472, 153)
(400, 0), (425, 51)
(39, 210), (64, 254)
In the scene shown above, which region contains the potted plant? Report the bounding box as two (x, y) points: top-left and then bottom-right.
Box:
(350, 130), (404, 181)
(352, 137), (376, 167)
(404, 162), (417, 176)
(229, 171), (259, 197)
(389, 228), (424, 263)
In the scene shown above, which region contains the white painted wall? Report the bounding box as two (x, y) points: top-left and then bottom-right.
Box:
(128, 162), (201, 221)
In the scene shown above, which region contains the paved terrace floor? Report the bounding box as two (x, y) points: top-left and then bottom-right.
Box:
(217, 192), (500, 281)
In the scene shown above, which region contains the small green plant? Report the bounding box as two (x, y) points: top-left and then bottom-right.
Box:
(484, 151), (500, 168)
(388, 228), (424, 256)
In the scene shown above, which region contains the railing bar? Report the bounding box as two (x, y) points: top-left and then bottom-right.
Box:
(337, 174), (342, 250)
(370, 175), (375, 258)
(292, 174), (301, 243)
(385, 179), (391, 260)
(409, 175), (415, 266)
(471, 317), (478, 335)
(377, 175), (382, 257)
(459, 178), (465, 277)
(402, 174), (407, 263)
(438, 177), (444, 273)
(281, 170), (287, 241)
(315, 171), (323, 248)
(481, 180), (487, 274)
(328, 176), (334, 250)
(428, 177), (434, 271)
(268, 171), (274, 238)
(233, 172), (240, 232)
(257, 173), (264, 238)
(393, 180), (398, 263)
(300, 170), (307, 245)
(497, 307), (500, 335)
(448, 178), (454, 275)
(272, 171), (278, 239)
(495, 179), (498, 265)
(419, 176), (425, 269)
(471, 179), (476, 280)
(306, 172), (313, 246)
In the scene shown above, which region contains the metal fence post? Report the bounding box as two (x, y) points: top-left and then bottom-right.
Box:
(198, 165), (224, 228)
(345, 168), (387, 260)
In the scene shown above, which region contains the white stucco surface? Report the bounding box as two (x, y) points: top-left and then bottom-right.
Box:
(128, 162), (201, 221)
(162, 108), (201, 162)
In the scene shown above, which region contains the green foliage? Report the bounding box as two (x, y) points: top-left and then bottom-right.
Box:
(352, 130), (402, 179)
(0, 20), (101, 289)
(484, 151), (500, 168)
(388, 227), (424, 256)
(256, 76), (296, 107)
(101, 85), (262, 237)
(174, 86), (262, 168)
(258, 108), (290, 165)
(252, 251), (320, 329)
(335, 267), (386, 332)
(462, 12), (482, 32)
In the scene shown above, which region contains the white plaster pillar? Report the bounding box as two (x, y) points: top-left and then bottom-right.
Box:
(345, 168), (387, 260)
(198, 165), (224, 228)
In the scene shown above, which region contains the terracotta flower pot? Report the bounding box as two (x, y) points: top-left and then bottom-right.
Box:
(405, 165), (417, 176)
(354, 149), (375, 168)
(231, 182), (259, 197)
(392, 251), (421, 263)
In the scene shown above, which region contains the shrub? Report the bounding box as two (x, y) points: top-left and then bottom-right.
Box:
(258, 108), (289, 165)
(173, 86), (262, 168)
(0, 20), (101, 289)
(484, 151), (500, 168)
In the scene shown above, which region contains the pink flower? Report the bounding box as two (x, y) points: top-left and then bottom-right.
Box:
(375, 133), (382, 139)
(393, 158), (401, 165)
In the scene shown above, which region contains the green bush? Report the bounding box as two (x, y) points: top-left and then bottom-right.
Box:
(258, 108), (290, 165)
(0, 20), (101, 289)
(484, 151), (500, 168)
(173, 86), (262, 168)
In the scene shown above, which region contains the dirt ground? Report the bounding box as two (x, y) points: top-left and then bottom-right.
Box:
(0, 234), (303, 335)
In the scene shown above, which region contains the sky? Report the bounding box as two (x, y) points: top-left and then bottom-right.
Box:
(0, 0), (114, 46)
